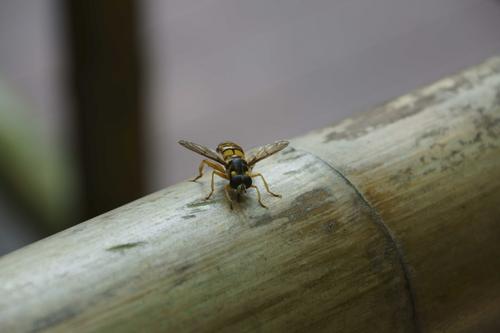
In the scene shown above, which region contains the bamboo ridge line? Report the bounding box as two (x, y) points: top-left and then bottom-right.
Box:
(294, 146), (421, 333)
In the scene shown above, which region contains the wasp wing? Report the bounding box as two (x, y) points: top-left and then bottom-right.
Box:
(178, 140), (225, 165)
(247, 140), (289, 166)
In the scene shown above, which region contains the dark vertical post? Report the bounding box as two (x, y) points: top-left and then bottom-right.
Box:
(62, 1), (145, 220)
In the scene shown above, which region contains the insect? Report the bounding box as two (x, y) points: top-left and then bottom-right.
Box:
(179, 140), (289, 209)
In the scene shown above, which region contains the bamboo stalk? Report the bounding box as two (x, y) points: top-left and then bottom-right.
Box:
(1, 58), (500, 333)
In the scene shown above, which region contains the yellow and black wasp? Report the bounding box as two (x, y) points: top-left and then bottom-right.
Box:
(179, 140), (289, 209)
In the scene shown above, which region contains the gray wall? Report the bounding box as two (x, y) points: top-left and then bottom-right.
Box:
(1, 0), (500, 189)
(0, 0), (67, 140)
(144, 0), (500, 187)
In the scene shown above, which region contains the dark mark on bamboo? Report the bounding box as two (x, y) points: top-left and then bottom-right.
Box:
(495, 89), (500, 106)
(176, 263), (193, 274)
(281, 147), (296, 155)
(31, 307), (78, 333)
(283, 169), (301, 176)
(422, 168), (437, 176)
(187, 200), (213, 208)
(322, 221), (336, 233)
(279, 153), (306, 162)
(474, 108), (500, 139)
(415, 127), (449, 147)
(107, 241), (146, 252)
(172, 263), (194, 287)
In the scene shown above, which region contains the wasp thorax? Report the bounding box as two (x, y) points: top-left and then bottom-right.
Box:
(217, 142), (245, 163)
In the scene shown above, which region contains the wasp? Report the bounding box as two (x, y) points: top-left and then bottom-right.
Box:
(179, 140), (289, 209)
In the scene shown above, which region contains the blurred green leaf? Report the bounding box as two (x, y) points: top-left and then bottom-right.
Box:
(0, 79), (80, 231)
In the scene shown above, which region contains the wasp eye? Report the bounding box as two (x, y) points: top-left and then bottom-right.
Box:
(243, 176), (252, 188)
(230, 175), (252, 189)
(230, 175), (242, 189)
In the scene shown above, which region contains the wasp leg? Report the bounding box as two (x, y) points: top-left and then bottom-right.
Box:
(205, 170), (228, 200)
(250, 173), (281, 198)
(250, 185), (267, 208)
(192, 159), (225, 182)
(224, 184), (234, 209)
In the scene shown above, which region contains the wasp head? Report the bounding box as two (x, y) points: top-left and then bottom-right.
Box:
(228, 157), (252, 193)
(230, 174), (252, 193)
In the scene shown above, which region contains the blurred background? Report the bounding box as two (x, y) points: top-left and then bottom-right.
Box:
(1, 0), (500, 255)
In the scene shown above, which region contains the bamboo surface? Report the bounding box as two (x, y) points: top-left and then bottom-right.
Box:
(1, 58), (500, 333)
